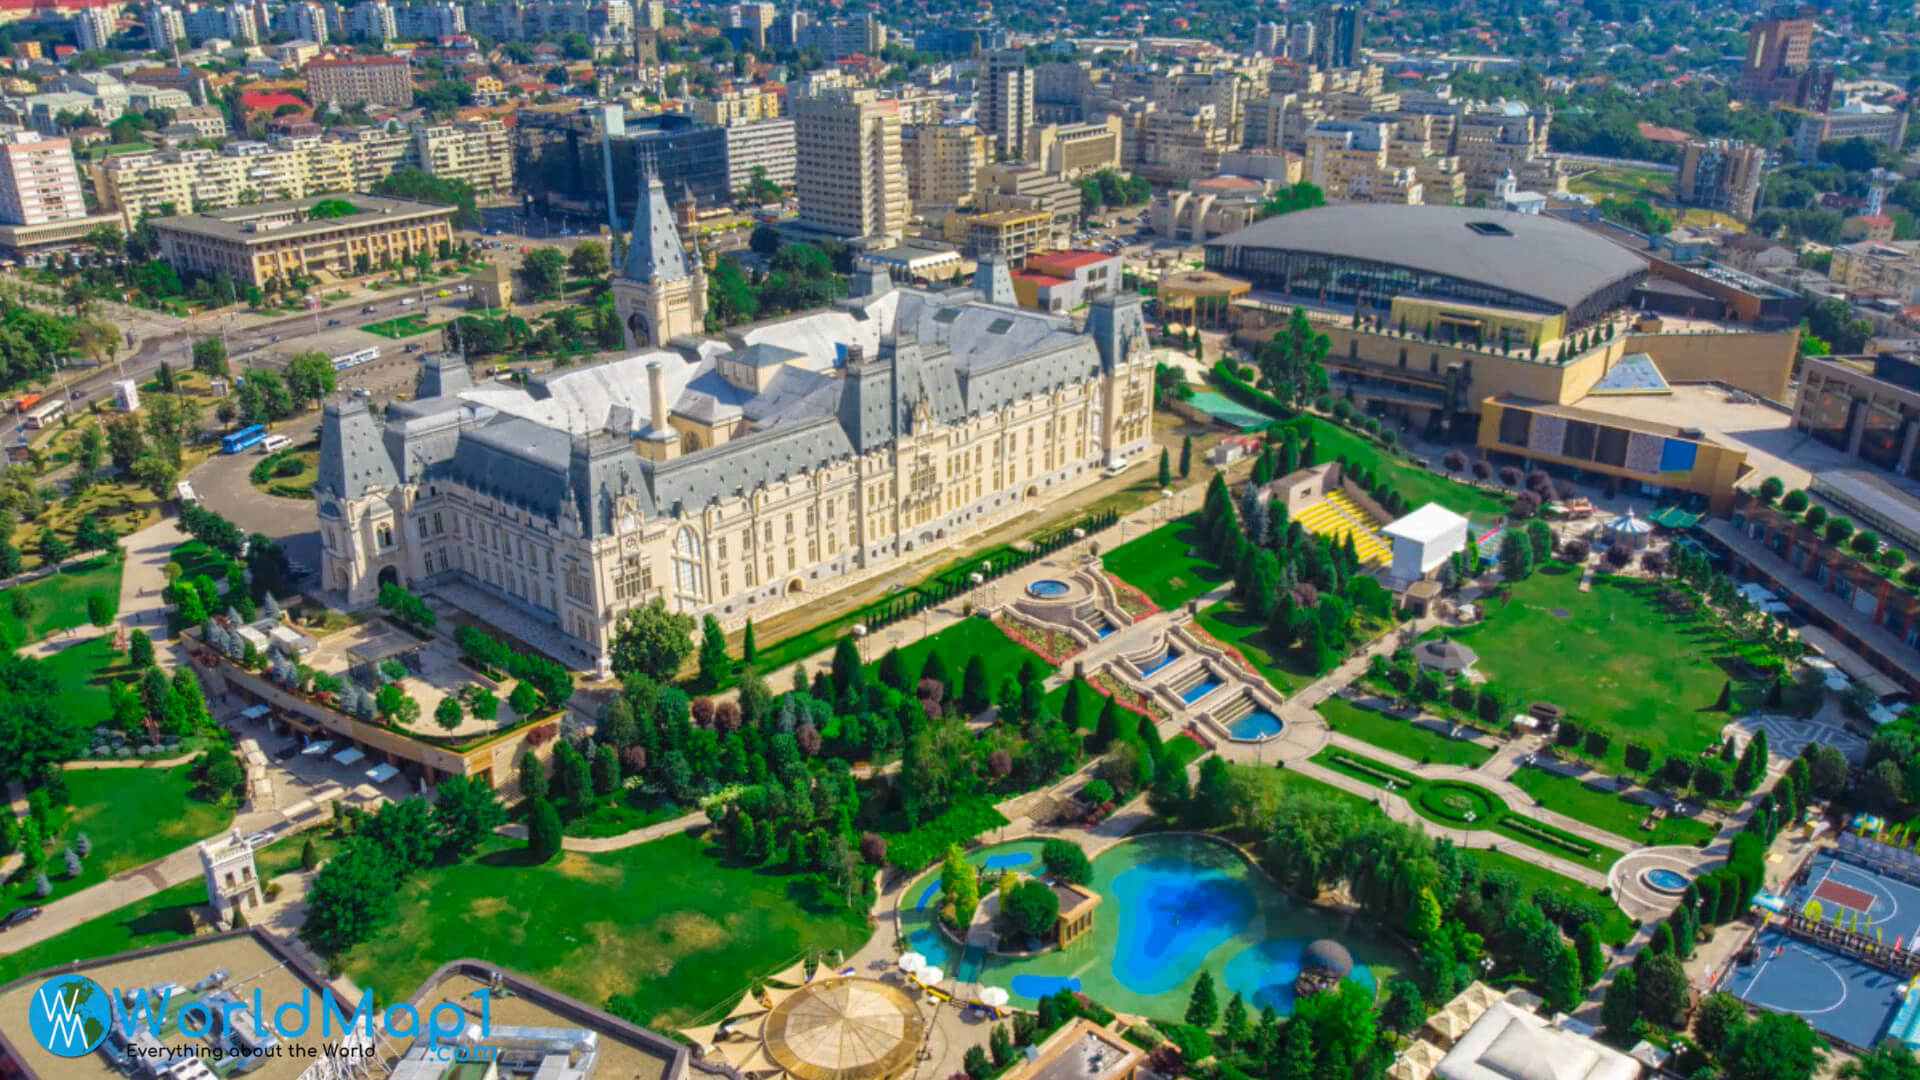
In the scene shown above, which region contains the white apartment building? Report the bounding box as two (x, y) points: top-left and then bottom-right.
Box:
(793, 88), (909, 243)
(394, 1), (463, 40)
(282, 1), (329, 44)
(72, 7), (114, 51)
(414, 120), (511, 195)
(721, 117), (796, 193)
(144, 3), (186, 51)
(347, 0), (398, 41)
(0, 133), (87, 226)
(979, 50), (1033, 160)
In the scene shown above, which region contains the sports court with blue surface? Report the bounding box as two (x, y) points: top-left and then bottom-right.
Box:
(1721, 849), (1920, 1048)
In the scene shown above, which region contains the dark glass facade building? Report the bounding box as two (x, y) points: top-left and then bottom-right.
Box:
(515, 110), (729, 224)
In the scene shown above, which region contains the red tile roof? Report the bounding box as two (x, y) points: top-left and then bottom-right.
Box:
(1013, 271), (1069, 287)
(1027, 249), (1116, 271)
(239, 90), (306, 111)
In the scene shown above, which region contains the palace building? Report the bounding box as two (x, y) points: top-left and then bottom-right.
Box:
(315, 171), (1154, 670)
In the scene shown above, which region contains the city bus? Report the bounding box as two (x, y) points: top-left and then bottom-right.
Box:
(22, 397), (64, 428)
(221, 424), (267, 454)
(331, 346), (380, 372)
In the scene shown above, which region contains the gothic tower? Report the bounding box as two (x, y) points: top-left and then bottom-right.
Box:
(613, 164), (699, 350)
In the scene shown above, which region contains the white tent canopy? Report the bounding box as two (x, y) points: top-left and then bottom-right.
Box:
(332, 746), (367, 766)
(366, 763), (399, 783)
(302, 739), (335, 756)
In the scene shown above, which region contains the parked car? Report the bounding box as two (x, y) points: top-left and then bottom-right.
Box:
(1, 905), (41, 931)
(361, 305), (376, 314)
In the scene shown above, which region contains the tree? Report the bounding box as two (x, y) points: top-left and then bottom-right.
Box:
(74, 514), (115, 554)
(1840, 1044), (1920, 1080)
(1186, 970), (1219, 1030)
(1807, 297), (1874, 355)
(1636, 952), (1689, 1028)
(1601, 966), (1639, 1044)
(698, 614), (732, 687)
(300, 841), (398, 955)
(1189, 756), (1234, 828)
(1179, 435), (1192, 478)
(526, 797), (563, 861)
(1693, 991), (1747, 1057)
(1721, 1011), (1824, 1080)
(128, 629), (153, 669)
(1042, 837), (1093, 884)
(961, 655), (990, 716)
(941, 843), (979, 927)
(742, 619), (757, 668)
(1498, 529), (1532, 581)
(568, 240), (610, 277)
(610, 598), (696, 680)
(299, 838), (319, 871)
(989, 1024), (1013, 1068)
(432, 775), (504, 857)
(87, 593), (114, 627)
(1158, 447), (1171, 487)
(999, 879), (1061, 939)
(1574, 921), (1605, 988)
(1808, 743), (1850, 800)
(519, 749), (546, 802)
(38, 528), (70, 568)
(375, 683), (420, 727)
(434, 695), (463, 731)
(1542, 938), (1583, 1013)
(192, 336), (228, 378)
(284, 351), (337, 408)
(1257, 307), (1330, 407)
(963, 1045), (990, 1080)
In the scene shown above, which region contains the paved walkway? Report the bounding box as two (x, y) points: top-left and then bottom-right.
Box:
(494, 807), (709, 853)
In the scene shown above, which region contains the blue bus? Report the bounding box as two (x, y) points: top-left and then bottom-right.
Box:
(221, 424), (266, 454)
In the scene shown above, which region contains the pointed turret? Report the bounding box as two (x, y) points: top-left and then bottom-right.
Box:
(622, 163), (689, 284)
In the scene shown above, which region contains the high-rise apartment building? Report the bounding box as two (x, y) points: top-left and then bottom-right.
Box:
(1314, 6), (1364, 70)
(979, 50), (1033, 160)
(306, 55), (413, 107)
(797, 13), (883, 59)
(793, 88), (908, 242)
(144, 3), (186, 51)
(1677, 138), (1766, 221)
(736, 2), (776, 49)
(722, 118), (796, 194)
(1740, 11), (1814, 104)
(903, 122), (987, 210)
(72, 7), (114, 51)
(0, 133), (87, 226)
(346, 0), (397, 41)
(1287, 22), (1315, 63)
(1253, 23), (1285, 57)
(394, 2), (464, 40)
(282, 1), (328, 43)
(414, 120), (512, 195)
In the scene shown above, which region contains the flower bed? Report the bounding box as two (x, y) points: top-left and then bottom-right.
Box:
(1321, 749), (1417, 788)
(994, 613), (1084, 666)
(1184, 624), (1261, 677)
(1105, 573), (1158, 622)
(1496, 813), (1605, 861)
(1090, 671), (1169, 723)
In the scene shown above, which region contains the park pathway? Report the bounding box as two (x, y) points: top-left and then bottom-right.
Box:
(493, 806), (709, 853)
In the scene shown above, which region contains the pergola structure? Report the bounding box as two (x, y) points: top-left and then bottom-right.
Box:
(343, 624), (427, 688)
(687, 974), (926, 1080)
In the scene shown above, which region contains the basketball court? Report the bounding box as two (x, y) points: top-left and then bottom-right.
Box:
(1787, 849), (1920, 934)
(1721, 928), (1907, 1049)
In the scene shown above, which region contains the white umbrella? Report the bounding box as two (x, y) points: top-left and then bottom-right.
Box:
(918, 966), (945, 986)
(898, 952), (926, 974)
(978, 987), (1009, 1008)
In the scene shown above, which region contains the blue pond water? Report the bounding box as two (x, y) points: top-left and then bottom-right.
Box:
(1222, 938), (1378, 1014)
(1011, 974), (1081, 997)
(1644, 868), (1689, 892)
(915, 880), (942, 912)
(1180, 674), (1224, 704)
(983, 851), (1035, 869)
(1139, 647), (1180, 677)
(1028, 579), (1071, 598)
(1109, 855), (1257, 994)
(1095, 619), (1116, 639)
(1228, 709), (1283, 740)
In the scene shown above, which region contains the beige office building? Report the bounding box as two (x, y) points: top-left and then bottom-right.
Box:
(974, 163), (1077, 249)
(414, 120), (512, 195)
(692, 87), (782, 127)
(793, 88), (909, 242)
(305, 55), (414, 108)
(153, 194), (454, 286)
(904, 122), (987, 210)
(1024, 118), (1122, 180)
(723, 117), (797, 193)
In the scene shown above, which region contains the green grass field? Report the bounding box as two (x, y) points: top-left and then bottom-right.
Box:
(0, 555), (123, 643)
(169, 539), (233, 582)
(1567, 165), (1674, 204)
(873, 616), (1049, 694)
(1306, 420), (1510, 518)
(341, 830), (872, 1027)
(1508, 765), (1718, 848)
(3, 765), (233, 918)
(1103, 516), (1230, 609)
(362, 313), (444, 339)
(0, 878), (203, 985)
(1442, 571), (1755, 768)
(1317, 697), (1493, 768)
(38, 635), (138, 729)
(1195, 599), (1315, 695)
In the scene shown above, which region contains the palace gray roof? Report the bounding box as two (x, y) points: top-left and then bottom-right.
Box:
(1205, 204), (1649, 312)
(315, 286), (1143, 537)
(623, 168), (689, 283)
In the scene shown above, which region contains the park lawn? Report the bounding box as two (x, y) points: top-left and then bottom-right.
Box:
(363, 313), (443, 339)
(1196, 599), (1314, 695)
(1305, 419), (1509, 518)
(0, 554), (122, 642)
(875, 616), (1050, 694)
(341, 830), (872, 1028)
(0, 879), (204, 986)
(1509, 766), (1718, 849)
(254, 831), (345, 880)
(170, 539), (233, 582)
(1102, 515), (1229, 609)
(1317, 697), (1493, 768)
(1043, 678), (1108, 734)
(38, 635), (139, 729)
(1567, 166), (1673, 204)
(1236, 765), (1636, 943)
(1442, 571), (1755, 769)
(3, 765), (233, 916)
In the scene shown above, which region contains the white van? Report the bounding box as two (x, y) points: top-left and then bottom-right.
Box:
(258, 434), (292, 454)
(398, 297), (419, 306)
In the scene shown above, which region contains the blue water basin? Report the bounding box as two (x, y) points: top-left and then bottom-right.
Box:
(1643, 868), (1689, 893)
(1139, 648), (1180, 677)
(1228, 709), (1283, 739)
(1180, 675), (1224, 704)
(1028, 579), (1070, 598)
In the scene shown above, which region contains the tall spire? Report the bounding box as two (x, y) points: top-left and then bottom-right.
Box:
(621, 160), (689, 284)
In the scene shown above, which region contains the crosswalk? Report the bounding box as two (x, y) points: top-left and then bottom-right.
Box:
(1294, 491), (1391, 566)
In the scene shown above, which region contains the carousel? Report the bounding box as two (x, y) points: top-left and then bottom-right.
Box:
(684, 964), (927, 1080)
(1600, 508), (1653, 551)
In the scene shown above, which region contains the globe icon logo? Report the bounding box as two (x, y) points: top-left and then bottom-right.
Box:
(28, 974), (112, 1057)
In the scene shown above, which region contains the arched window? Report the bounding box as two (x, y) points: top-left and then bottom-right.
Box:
(672, 526), (705, 609)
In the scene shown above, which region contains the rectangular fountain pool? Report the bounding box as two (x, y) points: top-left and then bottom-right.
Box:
(1138, 647), (1180, 676)
(1180, 673), (1224, 703)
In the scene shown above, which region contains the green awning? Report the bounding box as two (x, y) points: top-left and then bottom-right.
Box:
(1647, 507), (1703, 529)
